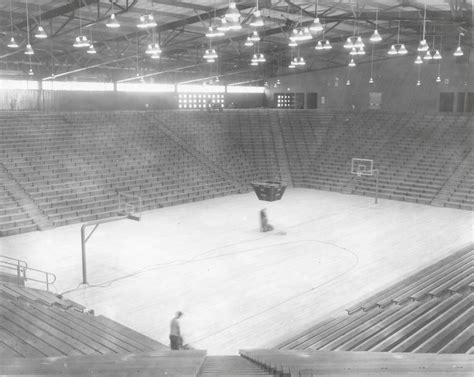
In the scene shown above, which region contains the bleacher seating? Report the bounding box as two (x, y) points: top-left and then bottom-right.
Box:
(276, 246), (473, 354)
(240, 349), (474, 377)
(0, 281), (167, 358)
(0, 110), (472, 236)
(0, 350), (207, 377)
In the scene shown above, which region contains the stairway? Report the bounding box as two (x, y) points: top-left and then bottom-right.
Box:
(0, 164), (54, 233)
(198, 356), (273, 377)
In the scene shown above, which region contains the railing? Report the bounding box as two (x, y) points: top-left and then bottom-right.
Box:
(0, 255), (56, 292)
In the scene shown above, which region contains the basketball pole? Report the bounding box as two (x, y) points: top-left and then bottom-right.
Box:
(80, 215), (131, 285)
(374, 169), (379, 204)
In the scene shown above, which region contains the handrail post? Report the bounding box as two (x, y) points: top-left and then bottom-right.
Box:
(17, 264), (21, 286)
(81, 225), (88, 284)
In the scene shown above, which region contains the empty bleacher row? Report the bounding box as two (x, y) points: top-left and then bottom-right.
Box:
(0, 281), (167, 359)
(0, 350), (207, 377)
(0, 110), (472, 237)
(276, 245), (473, 354)
(240, 349), (474, 377)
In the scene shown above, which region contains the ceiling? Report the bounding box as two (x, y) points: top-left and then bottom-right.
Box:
(0, 0), (471, 85)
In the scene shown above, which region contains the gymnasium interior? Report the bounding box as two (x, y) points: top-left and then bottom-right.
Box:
(0, 0), (473, 376)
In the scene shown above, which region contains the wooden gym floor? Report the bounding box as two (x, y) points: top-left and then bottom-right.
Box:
(1, 188), (472, 355)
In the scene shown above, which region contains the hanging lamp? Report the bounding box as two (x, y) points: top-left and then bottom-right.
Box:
(417, 3), (429, 52)
(370, 8), (382, 42)
(106, 13), (120, 28)
(87, 43), (97, 54)
(73, 5), (90, 48)
(225, 2), (241, 22)
(34, 2), (47, 39)
(24, 0), (34, 55)
(7, 0), (18, 48)
(453, 33), (464, 56)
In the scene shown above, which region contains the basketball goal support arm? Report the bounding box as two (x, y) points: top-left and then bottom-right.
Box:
(80, 216), (128, 285)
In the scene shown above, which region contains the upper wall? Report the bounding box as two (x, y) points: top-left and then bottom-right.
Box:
(0, 89), (265, 112)
(266, 53), (473, 113)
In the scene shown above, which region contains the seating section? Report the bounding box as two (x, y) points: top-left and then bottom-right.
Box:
(0, 111), (244, 234)
(0, 350), (207, 377)
(0, 110), (472, 236)
(147, 110), (272, 186)
(276, 246), (473, 354)
(240, 349), (474, 377)
(0, 281), (167, 358)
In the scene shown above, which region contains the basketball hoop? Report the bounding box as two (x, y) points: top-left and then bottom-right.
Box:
(351, 158), (379, 204)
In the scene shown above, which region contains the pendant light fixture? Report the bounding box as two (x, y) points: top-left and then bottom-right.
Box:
(35, 25), (47, 39)
(436, 60), (441, 82)
(137, 14), (157, 28)
(86, 27), (96, 54)
(7, 0), (19, 48)
(106, 13), (120, 28)
(316, 26), (331, 51)
(370, 8), (382, 43)
(249, 30), (260, 42)
(309, 0), (323, 33)
(249, 0), (264, 27)
(27, 55), (34, 76)
(204, 37), (218, 63)
(87, 44), (97, 54)
(225, 2), (241, 22)
(8, 37), (19, 49)
(417, 3), (429, 52)
(217, 17), (229, 32)
(137, 0), (157, 29)
(290, 9), (312, 43)
(24, 0), (34, 55)
(343, 37), (354, 49)
(206, 25), (225, 38)
(288, 39), (297, 47)
(34, 2), (47, 39)
(424, 35), (442, 60)
(369, 43), (375, 83)
(73, 4), (90, 48)
(207, 5), (225, 38)
(453, 33), (464, 56)
(416, 65), (421, 86)
(388, 20), (407, 55)
(414, 55), (423, 64)
(245, 36), (254, 47)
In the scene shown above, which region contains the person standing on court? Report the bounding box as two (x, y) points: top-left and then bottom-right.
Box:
(169, 311), (183, 350)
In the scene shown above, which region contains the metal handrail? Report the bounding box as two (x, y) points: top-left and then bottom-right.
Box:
(0, 255), (56, 292)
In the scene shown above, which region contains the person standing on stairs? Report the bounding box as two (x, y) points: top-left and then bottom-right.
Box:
(170, 311), (184, 350)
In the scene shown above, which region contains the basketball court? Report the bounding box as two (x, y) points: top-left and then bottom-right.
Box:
(0, 188), (471, 355)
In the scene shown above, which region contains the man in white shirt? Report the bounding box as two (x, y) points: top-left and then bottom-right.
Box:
(169, 311), (183, 350)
